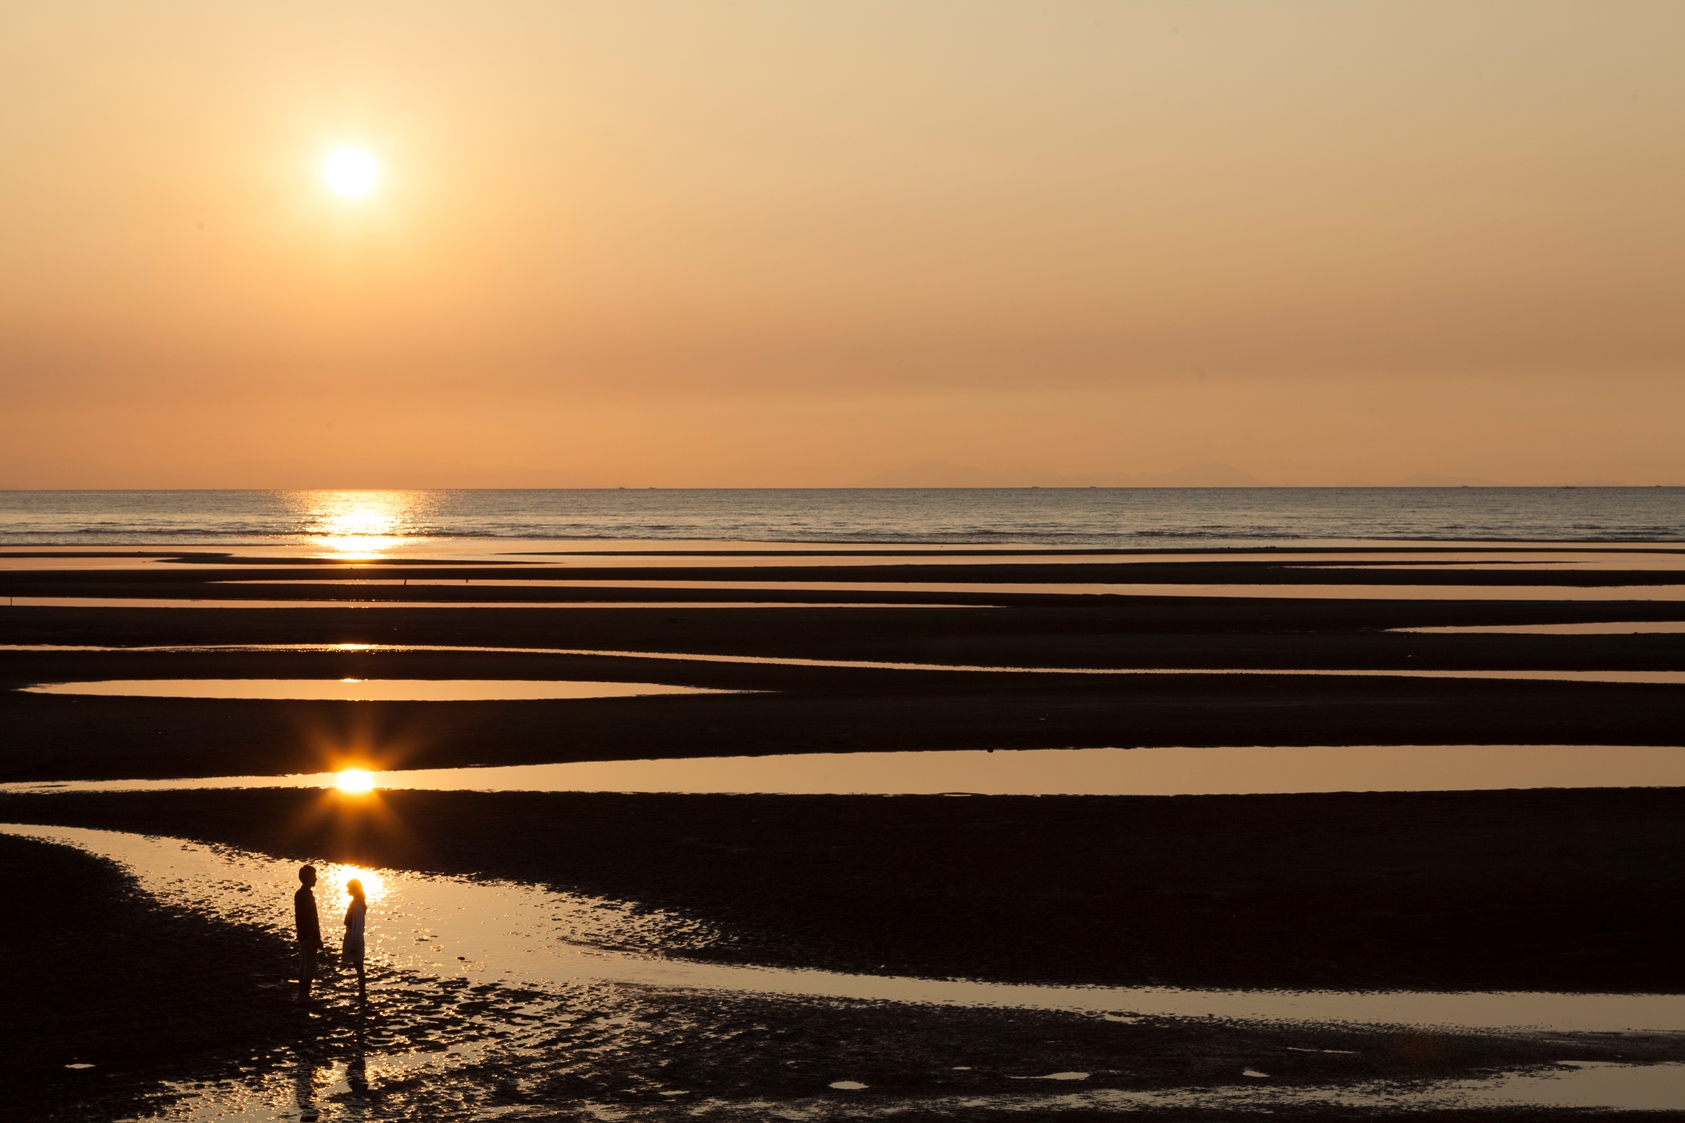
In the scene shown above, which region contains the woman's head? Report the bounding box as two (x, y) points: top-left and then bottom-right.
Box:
(346, 878), (365, 902)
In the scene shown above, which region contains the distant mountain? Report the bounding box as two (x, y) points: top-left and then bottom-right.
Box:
(1338, 474), (1639, 487)
(854, 461), (1267, 488)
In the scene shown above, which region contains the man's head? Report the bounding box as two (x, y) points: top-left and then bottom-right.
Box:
(299, 865), (317, 887)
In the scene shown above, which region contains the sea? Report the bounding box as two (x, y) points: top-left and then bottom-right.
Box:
(2, 488), (1682, 548)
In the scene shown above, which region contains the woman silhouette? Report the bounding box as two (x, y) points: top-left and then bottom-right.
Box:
(341, 878), (368, 1002)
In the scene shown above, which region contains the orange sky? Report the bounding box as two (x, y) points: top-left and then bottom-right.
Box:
(2, 1), (1681, 487)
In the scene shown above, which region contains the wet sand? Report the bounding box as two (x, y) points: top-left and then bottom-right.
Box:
(0, 833), (301, 1119)
(3, 544), (1684, 1118)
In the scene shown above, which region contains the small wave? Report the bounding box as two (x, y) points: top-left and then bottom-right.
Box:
(2, 489), (1682, 548)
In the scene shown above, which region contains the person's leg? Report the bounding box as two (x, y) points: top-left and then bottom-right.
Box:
(297, 945), (315, 1002)
(355, 960), (365, 1002)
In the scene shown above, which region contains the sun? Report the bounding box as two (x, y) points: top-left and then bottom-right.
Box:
(323, 146), (379, 198)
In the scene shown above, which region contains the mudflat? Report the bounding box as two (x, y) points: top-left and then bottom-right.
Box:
(0, 833), (301, 1119)
(18, 831), (1663, 1123)
(3, 549), (1683, 990)
(4, 545), (1684, 1118)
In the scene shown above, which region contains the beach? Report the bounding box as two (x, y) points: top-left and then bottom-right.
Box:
(4, 529), (1685, 1118)
(11, 0), (1685, 1101)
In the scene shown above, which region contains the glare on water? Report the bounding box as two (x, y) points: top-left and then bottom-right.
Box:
(328, 863), (385, 903)
(287, 490), (432, 558)
(334, 769), (376, 795)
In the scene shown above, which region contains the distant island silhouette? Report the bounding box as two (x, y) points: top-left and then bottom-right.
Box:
(854, 462), (1267, 488)
(856, 463), (1634, 488)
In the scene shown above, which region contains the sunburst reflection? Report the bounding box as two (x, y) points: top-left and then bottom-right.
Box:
(328, 863), (386, 904)
(288, 490), (435, 558)
(335, 768), (376, 794)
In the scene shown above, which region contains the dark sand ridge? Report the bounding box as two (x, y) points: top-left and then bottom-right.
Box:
(16, 661), (1685, 709)
(10, 636), (1685, 671)
(3, 545), (1684, 576)
(16, 587), (1685, 609)
(12, 596), (1669, 650)
(7, 597), (1685, 653)
(6, 543), (1683, 568)
(6, 551), (1685, 609)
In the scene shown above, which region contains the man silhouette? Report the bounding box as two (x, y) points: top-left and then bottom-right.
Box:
(294, 865), (325, 1004)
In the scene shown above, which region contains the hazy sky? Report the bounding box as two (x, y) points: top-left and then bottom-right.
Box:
(2, 1), (1681, 487)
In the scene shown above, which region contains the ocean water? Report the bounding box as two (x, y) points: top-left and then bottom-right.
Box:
(0, 487), (1682, 547)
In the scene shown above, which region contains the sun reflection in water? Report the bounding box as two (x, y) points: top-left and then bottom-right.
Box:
(290, 490), (432, 559)
(329, 864), (386, 903)
(336, 768), (376, 794)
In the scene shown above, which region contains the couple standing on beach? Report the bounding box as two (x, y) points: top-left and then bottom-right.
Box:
(293, 865), (368, 1005)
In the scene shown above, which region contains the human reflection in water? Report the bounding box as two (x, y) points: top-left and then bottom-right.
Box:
(347, 1012), (369, 1098)
(293, 1052), (327, 1122)
(321, 1008), (378, 1123)
(342, 878), (368, 1003)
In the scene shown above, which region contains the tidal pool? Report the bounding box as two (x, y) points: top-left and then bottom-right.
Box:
(7, 744), (1685, 799)
(18, 679), (741, 702)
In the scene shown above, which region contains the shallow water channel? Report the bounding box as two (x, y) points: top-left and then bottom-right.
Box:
(19, 679), (737, 702)
(4, 822), (1678, 1033)
(7, 822), (1685, 1118)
